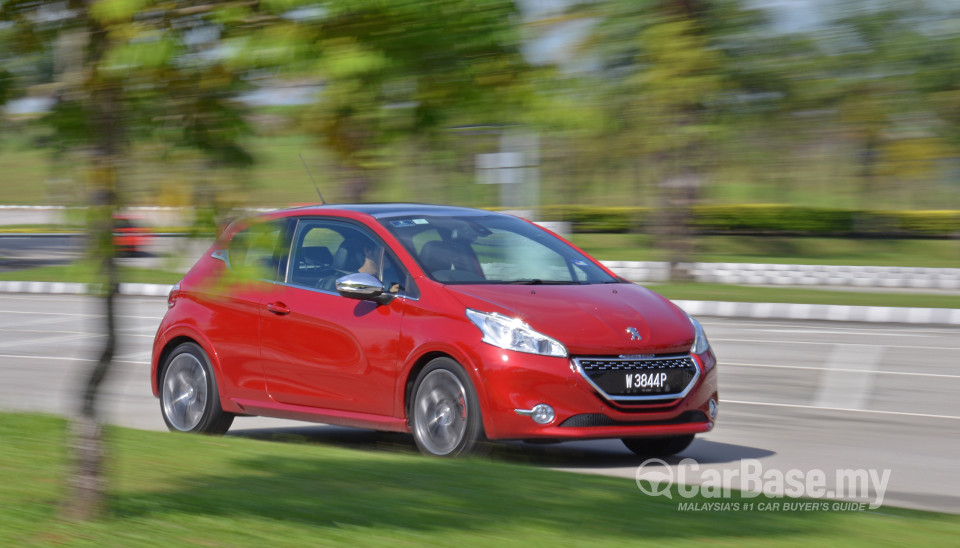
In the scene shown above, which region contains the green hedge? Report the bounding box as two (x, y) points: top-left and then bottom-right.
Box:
(538, 205), (641, 233)
(532, 204), (960, 237)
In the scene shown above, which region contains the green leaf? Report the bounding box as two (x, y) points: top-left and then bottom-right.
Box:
(260, 0), (318, 14)
(100, 35), (177, 74)
(90, 0), (150, 24)
(322, 41), (388, 78)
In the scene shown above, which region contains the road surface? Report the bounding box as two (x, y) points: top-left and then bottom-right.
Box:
(0, 293), (957, 513)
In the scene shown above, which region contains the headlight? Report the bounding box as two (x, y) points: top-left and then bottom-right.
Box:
(690, 316), (710, 355)
(466, 309), (567, 357)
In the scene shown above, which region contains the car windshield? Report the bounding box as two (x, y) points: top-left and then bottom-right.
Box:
(380, 213), (618, 285)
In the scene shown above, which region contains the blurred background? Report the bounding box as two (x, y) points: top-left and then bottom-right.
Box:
(1, 0), (959, 278)
(2, 0), (960, 530)
(0, 0), (960, 231)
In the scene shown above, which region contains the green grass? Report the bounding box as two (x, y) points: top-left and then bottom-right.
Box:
(571, 234), (960, 268)
(0, 138), (58, 204)
(0, 224), (84, 233)
(1, 413), (958, 547)
(650, 283), (960, 309)
(0, 261), (182, 285)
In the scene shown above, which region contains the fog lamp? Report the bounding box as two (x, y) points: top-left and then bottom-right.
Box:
(515, 404), (556, 425)
(531, 404), (555, 425)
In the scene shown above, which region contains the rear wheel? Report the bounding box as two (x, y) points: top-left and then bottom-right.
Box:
(622, 434), (694, 457)
(159, 342), (234, 434)
(410, 358), (484, 457)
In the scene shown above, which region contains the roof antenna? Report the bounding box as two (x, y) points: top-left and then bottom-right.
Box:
(299, 153), (326, 205)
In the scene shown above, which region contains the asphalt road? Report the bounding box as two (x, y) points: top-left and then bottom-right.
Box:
(0, 293), (957, 513)
(0, 233), (209, 273)
(0, 234), (83, 270)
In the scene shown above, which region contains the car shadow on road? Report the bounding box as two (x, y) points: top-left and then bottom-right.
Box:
(228, 425), (420, 454)
(228, 425), (776, 469)
(489, 438), (776, 469)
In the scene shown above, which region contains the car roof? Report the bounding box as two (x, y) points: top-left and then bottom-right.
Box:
(276, 203), (500, 220)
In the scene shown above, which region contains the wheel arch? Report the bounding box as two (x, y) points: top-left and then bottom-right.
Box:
(154, 328), (225, 405)
(156, 335), (202, 392)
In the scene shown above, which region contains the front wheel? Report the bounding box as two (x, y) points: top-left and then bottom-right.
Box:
(159, 342), (234, 434)
(622, 434), (694, 457)
(410, 358), (485, 457)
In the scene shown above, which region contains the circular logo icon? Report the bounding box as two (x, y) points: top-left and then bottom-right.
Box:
(635, 458), (674, 498)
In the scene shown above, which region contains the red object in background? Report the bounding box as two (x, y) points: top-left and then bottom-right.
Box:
(151, 204), (718, 457)
(113, 214), (153, 255)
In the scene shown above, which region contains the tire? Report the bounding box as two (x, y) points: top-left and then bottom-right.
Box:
(622, 434), (694, 457)
(159, 342), (234, 434)
(409, 358), (485, 457)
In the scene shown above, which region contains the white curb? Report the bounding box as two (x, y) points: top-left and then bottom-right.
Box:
(0, 280), (173, 297)
(601, 260), (960, 290)
(670, 300), (960, 325)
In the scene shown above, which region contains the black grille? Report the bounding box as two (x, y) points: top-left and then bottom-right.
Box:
(578, 356), (695, 372)
(559, 410), (708, 428)
(575, 355), (699, 400)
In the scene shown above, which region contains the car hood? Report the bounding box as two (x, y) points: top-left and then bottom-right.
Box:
(443, 283), (694, 356)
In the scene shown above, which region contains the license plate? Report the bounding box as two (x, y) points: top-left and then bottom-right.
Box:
(625, 371), (669, 390)
(590, 368), (692, 396)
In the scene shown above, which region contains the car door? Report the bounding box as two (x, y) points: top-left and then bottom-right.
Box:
(200, 218), (292, 401)
(259, 217), (411, 416)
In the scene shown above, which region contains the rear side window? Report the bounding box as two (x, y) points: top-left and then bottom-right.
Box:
(227, 220), (289, 281)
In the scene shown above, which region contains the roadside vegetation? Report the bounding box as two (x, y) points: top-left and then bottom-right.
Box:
(0, 260), (182, 285)
(570, 234), (960, 268)
(3, 236), (959, 308)
(2, 413), (958, 547)
(650, 283), (960, 309)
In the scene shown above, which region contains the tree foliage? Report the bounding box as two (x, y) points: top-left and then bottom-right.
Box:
(0, 0), (265, 520)
(232, 0), (529, 201)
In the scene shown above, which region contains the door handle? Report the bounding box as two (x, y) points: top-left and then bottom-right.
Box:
(266, 302), (291, 315)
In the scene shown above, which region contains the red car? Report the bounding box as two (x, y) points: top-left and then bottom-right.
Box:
(151, 204), (718, 457)
(113, 214), (153, 255)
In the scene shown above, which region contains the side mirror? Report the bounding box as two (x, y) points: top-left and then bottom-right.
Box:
(336, 273), (393, 304)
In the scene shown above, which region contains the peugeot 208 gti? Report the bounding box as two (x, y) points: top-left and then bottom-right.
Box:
(151, 204), (718, 457)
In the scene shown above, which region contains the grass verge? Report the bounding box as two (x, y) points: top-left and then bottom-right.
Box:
(2, 413), (958, 547)
(571, 234), (960, 268)
(650, 283), (960, 309)
(0, 224), (84, 233)
(0, 260), (182, 285)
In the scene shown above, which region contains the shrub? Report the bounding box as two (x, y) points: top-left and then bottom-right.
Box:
(528, 204), (960, 237)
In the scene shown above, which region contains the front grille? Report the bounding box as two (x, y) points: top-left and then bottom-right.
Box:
(578, 356), (695, 372)
(574, 355), (700, 402)
(559, 410), (708, 428)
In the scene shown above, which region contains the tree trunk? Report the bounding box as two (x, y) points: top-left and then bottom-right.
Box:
(63, 5), (122, 519)
(64, 182), (118, 521)
(655, 170), (700, 281)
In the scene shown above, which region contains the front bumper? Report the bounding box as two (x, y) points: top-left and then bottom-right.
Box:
(474, 345), (718, 441)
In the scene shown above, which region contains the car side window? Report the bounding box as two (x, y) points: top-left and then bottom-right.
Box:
(289, 219), (417, 298)
(227, 220), (288, 281)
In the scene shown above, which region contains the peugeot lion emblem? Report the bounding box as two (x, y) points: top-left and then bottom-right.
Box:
(625, 327), (642, 341)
